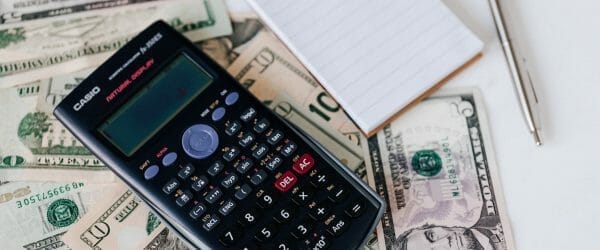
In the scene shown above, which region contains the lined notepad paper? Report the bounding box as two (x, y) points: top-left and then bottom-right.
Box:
(248, 0), (483, 134)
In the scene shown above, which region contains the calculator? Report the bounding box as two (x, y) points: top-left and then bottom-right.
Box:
(54, 21), (384, 249)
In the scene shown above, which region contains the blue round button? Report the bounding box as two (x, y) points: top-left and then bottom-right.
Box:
(225, 92), (239, 106)
(182, 124), (219, 160)
(144, 165), (159, 180)
(212, 107), (226, 121)
(162, 152), (177, 167)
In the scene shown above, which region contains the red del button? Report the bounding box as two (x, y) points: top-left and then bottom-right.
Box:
(293, 153), (314, 175)
(275, 170), (297, 192)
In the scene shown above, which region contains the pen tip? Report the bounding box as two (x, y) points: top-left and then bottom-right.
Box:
(533, 130), (543, 146)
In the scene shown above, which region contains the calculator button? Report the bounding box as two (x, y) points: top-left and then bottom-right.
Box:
(162, 178), (179, 194)
(221, 173), (238, 188)
(240, 107), (257, 122)
(207, 161), (225, 176)
(225, 91), (239, 106)
(225, 121), (241, 136)
(191, 175), (209, 192)
(257, 191), (279, 208)
(236, 158), (253, 174)
(293, 153), (315, 175)
(205, 188), (223, 204)
(144, 165), (159, 180)
(326, 217), (349, 237)
(345, 200), (365, 218)
(239, 209), (259, 227)
(177, 163), (195, 179)
(329, 185), (348, 203)
(176, 190), (193, 207)
(241, 243), (258, 250)
(266, 154), (283, 171)
(250, 169), (268, 185)
(161, 152), (177, 167)
(267, 130), (284, 145)
(308, 200), (333, 220)
(292, 186), (314, 205)
(291, 220), (313, 239)
(238, 132), (255, 148)
(274, 206), (295, 223)
(310, 172), (329, 188)
(235, 184), (252, 200)
(274, 240), (293, 250)
(223, 146), (240, 162)
(307, 233), (331, 249)
(202, 214), (220, 231)
(212, 107), (226, 121)
(182, 124), (219, 160)
(274, 170), (297, 192)
(252, 144), (268, 159)
(255, 223), (277, 242)
(219, 228), (241, 247)
(189, 203), (207, 220)
(218, 199), (237, 216)
(281, 141), (297, 157)
(253, 118), (269, 133)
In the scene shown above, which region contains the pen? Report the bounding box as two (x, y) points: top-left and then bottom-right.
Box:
(488, 0), (543, 146)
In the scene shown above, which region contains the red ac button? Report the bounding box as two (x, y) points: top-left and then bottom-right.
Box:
(275, 170), (297, 192)
(293, 153), (315, 175)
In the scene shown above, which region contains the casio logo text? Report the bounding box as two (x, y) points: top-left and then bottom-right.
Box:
(73, 86), (100, 111)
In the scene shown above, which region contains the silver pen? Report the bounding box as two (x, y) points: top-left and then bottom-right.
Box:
(488, 0), (543, 146)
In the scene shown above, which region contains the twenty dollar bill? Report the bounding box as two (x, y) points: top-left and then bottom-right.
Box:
(363, 89), (514, 250)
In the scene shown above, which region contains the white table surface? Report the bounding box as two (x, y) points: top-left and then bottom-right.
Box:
(443, 0), (600, 249)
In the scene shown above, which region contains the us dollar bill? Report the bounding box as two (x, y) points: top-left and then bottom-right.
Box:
(0, 181), (116, 249)
(0, 69), (118, 182)
(269, 93), (363, 171)
(61, 184), (191, 249)
(363, 89), (514, 250)
(198, 11), (263, 68)
(0, 0), (232, 87)
(227, 31), (363, 148)
(0, 0), (161, 25)
(139, 227), (191, 250)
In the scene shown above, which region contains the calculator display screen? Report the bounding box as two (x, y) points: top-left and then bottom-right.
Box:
(98, 54), (213, 156)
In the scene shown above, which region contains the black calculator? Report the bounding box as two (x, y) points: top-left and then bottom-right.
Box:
(54, 21), (384, 249)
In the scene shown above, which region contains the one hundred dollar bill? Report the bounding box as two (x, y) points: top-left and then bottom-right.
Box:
(61, 184), (188, 249)
(0, 0), (161, 25)
(0, 181), (116, 250)
(0, 0), (232, 87)
(363, 89), (515, 250)
(0, 69), (118, 182)
(227, 31), (363, 147)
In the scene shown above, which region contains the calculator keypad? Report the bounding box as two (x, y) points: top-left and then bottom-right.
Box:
(151, 89), (376, 248)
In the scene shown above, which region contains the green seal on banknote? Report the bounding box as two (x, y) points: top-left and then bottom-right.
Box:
(47, 198), (79, 227)
(411, 150), (442, 177)
(146, 212), (161, 235)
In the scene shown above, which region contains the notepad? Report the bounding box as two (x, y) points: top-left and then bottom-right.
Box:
(247, 0), (483, 135)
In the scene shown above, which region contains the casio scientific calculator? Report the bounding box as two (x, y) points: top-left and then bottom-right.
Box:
(54, 21), (384, 249)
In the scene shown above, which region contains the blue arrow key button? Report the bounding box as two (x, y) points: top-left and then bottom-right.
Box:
(144, 165), (159, 180)
(225, 92), (239, 106)
(182, 124), (219, 160)
(162, 152), (177, 167)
